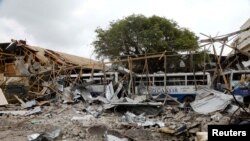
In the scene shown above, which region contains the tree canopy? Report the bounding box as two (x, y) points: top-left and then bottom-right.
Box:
(93, 14), (199, 60)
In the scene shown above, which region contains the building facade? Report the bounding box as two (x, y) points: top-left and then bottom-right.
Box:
(237, 18), (250, 52)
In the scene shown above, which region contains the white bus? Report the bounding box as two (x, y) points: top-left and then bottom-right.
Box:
(216, 70), (250, 98)
(135, 72), (211, 102)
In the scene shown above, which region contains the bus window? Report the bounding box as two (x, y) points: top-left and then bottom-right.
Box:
(77, 72), (118, 85)
(154, 76), (164, 86)
(135, 76), (154, 86)
(167, 76), (185, 85)
(233, 73), (242, 81)
(187, 75), (207, 85)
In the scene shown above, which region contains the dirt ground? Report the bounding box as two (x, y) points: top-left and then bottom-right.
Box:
(0, 101), (236, 141)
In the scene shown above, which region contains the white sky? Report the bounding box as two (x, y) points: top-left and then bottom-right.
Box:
(0, 0), (249, 60)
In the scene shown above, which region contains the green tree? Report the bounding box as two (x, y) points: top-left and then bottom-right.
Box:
(93, 14), (199, 72)
(93, 14), (198, 58)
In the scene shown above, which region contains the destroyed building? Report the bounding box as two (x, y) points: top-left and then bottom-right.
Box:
(0, 39), (103, 103)
(234, 18), (250, 52)
(1, 22), (250, 141)
(227, 18), (250, 69)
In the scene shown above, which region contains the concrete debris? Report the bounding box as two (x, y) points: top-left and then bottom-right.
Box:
(15, 57), (30, 76)
(121, 112), (165, 127)
(0, 106), (41, 116)
(159, 127), (175, 134)
(71, 115), (95, 121)
(0, 110), (28, 115)
(105, 134), (129, 141)
(25, 106), (42, 116)
(27, 129), (61, 141)
(242, 60), (250, 68)
(196, 132), (208, 141)
(226, 104), (239, 114)
(111, 101), (162, 106)
(106, 82), (114, 101)
(1, 39), (250, 140)
(210, 112), (223, 121)
(56, 83), (64, 92)
(22, 100), (37, 108)
(84, 105), (103, 118)
(45, 129), (61, 140)
(62, 87), (73, 103)
(27, 133), (40, 141)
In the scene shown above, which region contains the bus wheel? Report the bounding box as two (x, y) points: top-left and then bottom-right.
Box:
(183, 96), (194, 104)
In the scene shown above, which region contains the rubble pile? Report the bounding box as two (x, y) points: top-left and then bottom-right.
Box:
(1, 84), (249, 141)
(1, 40), (250, 141)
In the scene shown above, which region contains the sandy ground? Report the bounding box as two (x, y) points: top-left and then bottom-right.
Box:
(0, 101), (234, 141)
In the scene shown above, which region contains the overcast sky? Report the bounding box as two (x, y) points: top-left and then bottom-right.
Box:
(0, 0), (249, 60)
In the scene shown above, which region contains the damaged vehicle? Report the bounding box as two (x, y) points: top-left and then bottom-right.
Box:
(135, 72), (211, 103)
(216, 70), (250, 104)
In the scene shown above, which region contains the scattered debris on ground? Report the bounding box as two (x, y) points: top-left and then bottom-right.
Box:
(1, 37), (250, 141)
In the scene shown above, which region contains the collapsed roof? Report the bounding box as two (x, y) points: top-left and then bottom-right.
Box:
(0, 39), (103, 71)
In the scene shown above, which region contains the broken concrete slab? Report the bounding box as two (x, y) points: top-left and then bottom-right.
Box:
(106, 82), (114, 101)
(22, 100), (37, 108)
(27, 133), (41, 141)
(111, 102), (162, 106)
(133, 95), (147, 103)
(0, 110), (28, 115)
(25, 106), (42, 116)
(84, 105), (103, 118)
(196, 132), (208, 141)
(121, 112), (164, 127)
(105, 134), (129, 141)
(62, 87), (73, 103)
(71, 115), (95, 121)
(44, 128), (61, 140)
(210, 112), (223, 121)
(27, 129), (61, 141)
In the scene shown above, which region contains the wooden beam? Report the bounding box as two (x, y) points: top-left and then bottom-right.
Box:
(0, 52), (15, 56)
(212, 44), (230, 90)
(104, 53), (202, 64)
(103, 60), (106, 93)
(200, 26), (250, 43)
(200, 33), (250, 57)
